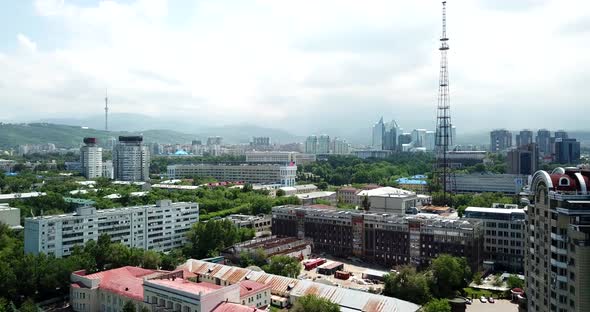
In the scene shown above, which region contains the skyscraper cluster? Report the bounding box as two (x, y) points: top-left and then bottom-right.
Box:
(304, 135), (350, 155)
(490, 129), (581, 164)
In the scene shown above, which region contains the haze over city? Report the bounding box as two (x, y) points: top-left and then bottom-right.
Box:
(1, 0), (589, 135)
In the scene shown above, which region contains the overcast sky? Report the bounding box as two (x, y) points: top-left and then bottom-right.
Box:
(0, 0), (589, 135)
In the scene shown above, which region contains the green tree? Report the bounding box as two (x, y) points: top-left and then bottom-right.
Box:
(317, 181), (329, 191)
(382, 266), (431, 304)
(429, 255), (471, 298)
(184, 219), (252, 259)
(422, 299), (451, 312)
(122, 301), (136, 312)
(19, 299), (37, 312)
(506, 274), (524, 290)
(361, 195), (371, 211)
(262, 255), (301, 278)
(242, 183), (253, 192)
(142, 250), (161, 269)
(140, 307), (149, 312)
(291, 294), (340, 312)
(276, 189), (286, 197)
(472, 272), (483, 285)
(239, 249), (267, 268)
(161, 249), (185, 271)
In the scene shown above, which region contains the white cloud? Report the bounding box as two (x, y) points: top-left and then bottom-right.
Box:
(16, 33), (37, 52)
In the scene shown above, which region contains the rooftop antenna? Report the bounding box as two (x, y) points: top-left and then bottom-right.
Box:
(104, 89), (109, 132)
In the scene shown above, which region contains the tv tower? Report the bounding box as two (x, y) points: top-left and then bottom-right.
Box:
(104, 89), (109, 131)
(434, 1), (454, 204)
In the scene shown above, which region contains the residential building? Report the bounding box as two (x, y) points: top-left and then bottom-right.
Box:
(356, 187), (418, 214)
(317, 135), (330, 154)
(102, 161), (114, 179)
(337, 187), (359, 204)
(372, 117), (385, 150)
(272, 206), (484, 271)
(424, 131), (436, 151)
(383, 120), (399, 151)
(250, 137), (270, 147)
(508, 143), (539, 175)
(207, 136), (223, 146)
(449, 173), (527, 195)
(536, 129), (552, 156)
(113, 136), (150, 181)
(245, 151), (316, 165)
(295, 191), (337, 205)
(0, 204), (20, 228)
(181, 259), (421, 312)
(516, 129), (534, 147)
(223, 214), (272, 236)
(526, 168), (590, 312)
(167, 163), (296, 186)
(490, 129), (512, 152)
(331, 138), (350, 155)
(24, 200), (198, 257)
(464, 206), (525, 272)
(304, 136), (317, 154)
(80, 138), (103, 179)
(554, 138), (581, 164)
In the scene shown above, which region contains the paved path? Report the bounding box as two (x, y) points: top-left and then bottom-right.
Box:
(466, 300), (518, 312)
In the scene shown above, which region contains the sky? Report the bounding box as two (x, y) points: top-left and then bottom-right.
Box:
(0, 0), (589, 136)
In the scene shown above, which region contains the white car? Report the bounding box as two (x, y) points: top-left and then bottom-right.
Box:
(480, 296), (488, 303)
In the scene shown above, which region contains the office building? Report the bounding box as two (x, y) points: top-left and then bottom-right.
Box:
(554, 130), (568, 140)
(372, 117), (385, 150)
(245, 151), (316, 165)
(352, 150), (392, 159)
(398, 133), (412, 151)
(508, 143), (539, 175)
(536, 129), (552, 156)
(516, 129), (534, 147)
(424, 130), (436, 151)
(206, 136), (223, 146)
(317, 135), (330, 154)
(450, 173), (527, 195)
(25, 200), (198, 257)
(102, 161), (114, 179)
(383, 120), (399, 151)
(80, 138), (103, 179)
(167, 163), (296, 186)
(490, 129), (512, 152)
(411, 129), (427, 148)
(446, 151), (486, 168)
(331, 137), (350, 155)
(526, 168), (590, 312)
(250, 136), (270, 147)
(554, 138), (581, 164)
(272, 206), (483, 271)
(113, 136), (150, 181)
(464, 206), (525, 272)
(304, 135), (317, 154)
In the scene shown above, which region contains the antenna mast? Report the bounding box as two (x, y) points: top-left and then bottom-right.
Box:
(104, 89), (109, 131)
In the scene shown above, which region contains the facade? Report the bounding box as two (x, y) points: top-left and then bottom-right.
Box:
(449, 173), (527, 195)
(554, 138), (581, 164)
(464, 207), (525, 272)
(295, 191), (337, 205)
(113, 136), (150, 181)
(102, 161), (114, 179)
(554, 130), (568, 140)
(206, 137), (223, 146)
(396, 177), (428, 193)
(526, 168), (590, 312)
(337, 187), (360, 204)
(245, 151), (316, 165)
(304, 136), (317, 154)
(516, 129), (534, 147)
(372, 117), (385, 150)
(317, 135), (330, 154)
(24, 200), (199, 257)
(224, 214), (271, 236)
(536, 129), (552, 156)
(0, 204), (20, 228)
(446, 151), (486, 168)
(383, 120), (399, 151)
(507, 143), (539, 175)
(357, 187), (418, 214)
(250, 136), (270, 147)
(330, 138), (350, 155)
(411, 129), (427, 148)
(167, 163), (296, 186)
(223, 236), (312, 260)
(80, 138), (103, 179)
(272, 206), (483, 271)
(490, 129), (512, 152)
(351, 150), (392, 160)
(278, 184), (318, 196)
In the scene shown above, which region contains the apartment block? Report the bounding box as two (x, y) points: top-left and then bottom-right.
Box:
(24, 200), (198, 257)
(80, 137), (103, 179)
(113, 136), (150, 181)
(245, 151), (316, 165)
(167, 163), (296, 187)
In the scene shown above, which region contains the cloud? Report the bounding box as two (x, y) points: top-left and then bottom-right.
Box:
(16, 33), (37, 52)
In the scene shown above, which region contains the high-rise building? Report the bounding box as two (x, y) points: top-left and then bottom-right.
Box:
(102, 160), (114, 179)
(317, 135), (330, 154)
(304, 135), (317, 154)
(383, 120), (399, 151)
(398, 133), (413, 151)
(424, 131), (436, 151)
(490, 129), (512, 152)
(554, 130), (568, 140)
(411, 129), (427, 147)
(516, 129), (534, 147)
(206, 136), (223, 146)
(554, 138), (581, 164)
(331, 138), (350, 155)
(526, 168), (590, 312)
(451, 125), (457, 147)
(507, 143), (539, 175)
(113, 136), (150, 181)
(251, 136), (271, 147)
(80, 137), (102, 179)
(372, 117), (385, 150)
(536, 129), (552, 156)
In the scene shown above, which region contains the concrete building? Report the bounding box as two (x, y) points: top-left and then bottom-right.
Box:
(446, 151), (486, 168)
(295, 191), (337, 205)
(337, 187), (360, 205)
(245, 151), (316, 165)
(383, 120), (399, 151)
(525, 168), (590, 312)
(223, 214), (271, 237)
(206, 136), (223, 146)
(356, 187), (418, 214)
(278, 184), (318, 196)
(396, 176), (428, 193)
(113, 136), (150, 181)
(0, 204), (20, 228)
(424, 130), (436, 151)
(554, 130), (568, 140)
(167, 163), (296, 187)
(490, 129), (512, 152)
(317, 135), (330, 154)
(351, 150), (392, 160)
(250, 136), (270, 147)
(398, 133), (412, 150)
(464, 206), (525, 272)
(411, 129), (427, 148)
(222, 236), (312, 261)
(80, 138), (103, 179)
(449, 173), (527, 195)
(272, 206), (484, 271)
(330, 138), (350, 155)
(24, 200), (198, 257)
(508, 143), (539, 175)
(516, 129), (534, 147)
(372, 117), (385, 150)
(304, 136), (317, 154)
(536, 129), (552, 156)
(554, 138), (581, 164)
(102, 161), (114, 179)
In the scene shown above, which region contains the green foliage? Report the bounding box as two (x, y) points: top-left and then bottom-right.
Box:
(238, 249), (267, 268)
(492, 274), (504, 287)
(472, 272), (483, 285)
(122, 301), (136, 312)
(18, 299), (37, 312)
(431, 192), (516, 216)
(262, 255), (302, 278)
(506, 274), (524, 290)
(275, 189), (286, 197)
(422, 299), (451, 312)
(361, 195), (371, 211)
(383, 266), (431, 304)
(290, 294), (340, 312)
(430, 255), (471, 298)
(184, 219), (254, 259)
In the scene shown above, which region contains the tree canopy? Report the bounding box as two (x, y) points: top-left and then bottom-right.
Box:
(429, 255), (471, 298)
(291, 294), (340, 312)
(422, 299), (451, 312)
(383, 266), (431, 305)
(262, 255), (302, 278)
(184, 219), (255, 259)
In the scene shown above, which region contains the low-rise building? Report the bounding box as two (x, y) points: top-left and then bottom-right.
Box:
(357, 187), (418, 214)
(278, 184), (318, 196)
(223, 214), (271, 237)
(25, 200), (198, 257)
(295, 191), (337, 205)
(245, 151), (316, 165)
(336, 187), (359, 205)
(449, 173), (527, 195)
(0, 204), (20, 228)
(222, 236), (312, 262)
(167, 163), (296, 187)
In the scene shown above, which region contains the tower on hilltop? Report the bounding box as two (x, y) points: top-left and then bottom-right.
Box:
(434, 1), (454, 204)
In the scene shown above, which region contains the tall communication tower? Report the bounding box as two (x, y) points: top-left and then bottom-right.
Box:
(434, 1), (454, 204)
(104, 89), (109, 132)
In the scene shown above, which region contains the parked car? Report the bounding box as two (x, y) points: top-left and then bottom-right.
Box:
(464, 298), (472, 305)
(488, 297), (495, 303)
(480, 296), (488, 303)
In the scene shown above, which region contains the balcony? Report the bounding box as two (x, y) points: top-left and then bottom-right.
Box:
(550, 233), (565, 242)
(550, 258), (567, 269)
(550, 245), (568, 255)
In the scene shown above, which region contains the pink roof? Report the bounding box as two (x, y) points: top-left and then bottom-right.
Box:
(212, 302), (263, 312)
(81, 266), (160, 301)
(147, 278), (222, 295)
(239, 280), (271, 298)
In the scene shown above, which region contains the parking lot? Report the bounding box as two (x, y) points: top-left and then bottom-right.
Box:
(466, 300), (518, 312)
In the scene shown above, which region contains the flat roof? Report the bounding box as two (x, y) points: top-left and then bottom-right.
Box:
(464, 207), (525, 214)
(147, 278), (222, 295)
(296, 191), (335, 199)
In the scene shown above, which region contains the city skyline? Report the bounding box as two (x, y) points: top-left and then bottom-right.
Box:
(1, 0), (589, 134)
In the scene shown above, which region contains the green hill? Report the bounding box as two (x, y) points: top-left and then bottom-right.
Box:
(0, 123), (197, 148)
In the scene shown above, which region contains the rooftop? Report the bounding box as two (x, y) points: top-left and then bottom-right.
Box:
(296, 191), (336, 199)
(357, 187), (415, 197)
(212, 302), (265, 312)
(239, 280), (271, 298)
(146, 278), (222, 296)
(74, 266), (160, 301)
(464, 207), (526, 215)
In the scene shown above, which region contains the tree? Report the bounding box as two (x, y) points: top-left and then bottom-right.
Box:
(262, 255), (302, 278)
(184, 219), (253, 259)
(276, 189), (286, 197)
(317, 181), (329, 191)
(142, 250), (161, 269)
(242, 183), (253, 192)
(140, 307), (150, 312)
(122, 301), (136, 312)
(472, 272), (483, 285)
(506, 274), (524, 290)
(19, 299), (37, 312)
(382, 266), (431, 304)
(361, 195), (371, 211)
(429, 255), (471, 298)
(239, 249), (267, 268)
(492, 274), (504, 287)
(422, 299), (451, 312)
(291, 294), (340, 312)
